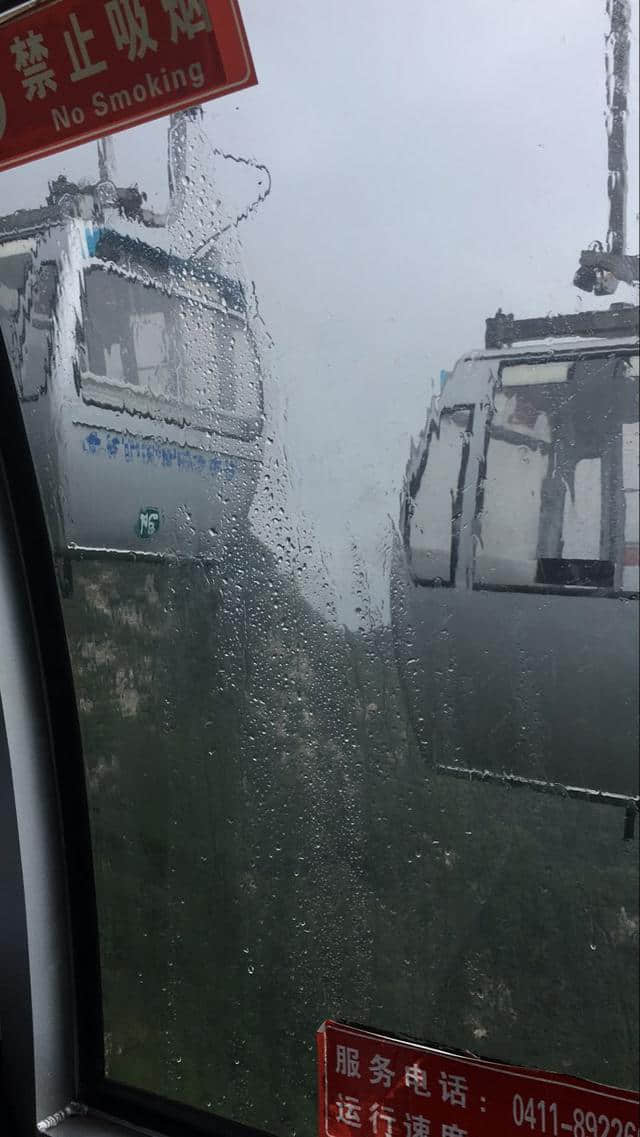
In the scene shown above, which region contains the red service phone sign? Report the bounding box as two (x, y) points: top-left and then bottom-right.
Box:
(317, 1021), (639, 1137)
(0, 0), (256, 173)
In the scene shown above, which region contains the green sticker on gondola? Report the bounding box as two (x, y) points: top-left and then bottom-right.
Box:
(137, 508), (160, 539)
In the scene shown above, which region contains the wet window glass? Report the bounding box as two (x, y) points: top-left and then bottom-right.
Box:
(0, 1), (638, 1134)
(405, 407), (473, 585)
(476, 386), (552, 589)
(475, 358), (639, 593)
(83, 269), (177, 393)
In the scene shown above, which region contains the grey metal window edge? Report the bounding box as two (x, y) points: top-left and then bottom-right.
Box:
(42, 1111), (161, 1137)
(41, 1109), (210, 1137)
(0, 443), (76, 1130)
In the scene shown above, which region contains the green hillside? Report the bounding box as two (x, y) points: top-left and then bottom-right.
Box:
(63, 529), (639, 1135)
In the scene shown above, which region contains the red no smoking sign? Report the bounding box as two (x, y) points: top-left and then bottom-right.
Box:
(317, 1021), (639, 1137)
(0, 0), (256, 172)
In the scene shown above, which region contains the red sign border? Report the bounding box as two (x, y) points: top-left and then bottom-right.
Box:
(317, 1020), (639, 1137)
(0, 0), (257, 174)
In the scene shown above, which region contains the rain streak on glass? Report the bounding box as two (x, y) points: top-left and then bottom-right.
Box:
(0, 1), (638, 1135)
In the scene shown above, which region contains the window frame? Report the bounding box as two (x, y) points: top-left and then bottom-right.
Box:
(472, 347), (640, 600)
(0, 242), (59, 403)
(76, 260), (263, 445)
(402, 402), (475, 588)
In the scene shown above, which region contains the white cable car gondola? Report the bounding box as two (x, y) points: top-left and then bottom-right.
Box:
(392, 306), (639, 806)
(0, 119), (264, 584)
